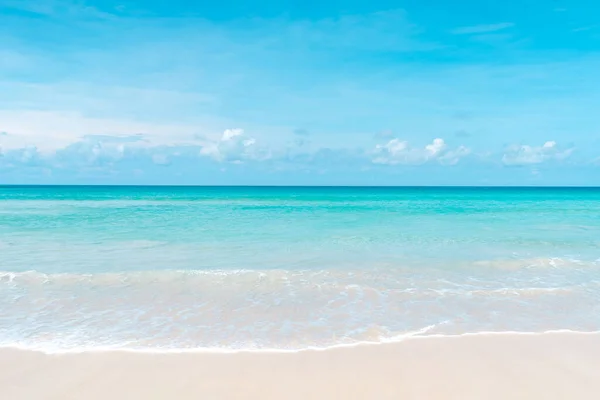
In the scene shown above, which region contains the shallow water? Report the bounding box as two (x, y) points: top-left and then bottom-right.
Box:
(1, 186), (599, 351)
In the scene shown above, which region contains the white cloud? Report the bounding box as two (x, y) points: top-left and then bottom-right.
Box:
(438, 146), (471, 166)
(53, 138), (125, 168)
(0, 146), (44, 169)
(425, 138), (446, 156)
(371, 138), (470, 165)
(199, 129), (268, 163)
(502, 141), (574, 166)
(221, 128), (243, 141)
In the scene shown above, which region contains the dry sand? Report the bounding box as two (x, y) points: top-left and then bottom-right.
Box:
(1, 332), (600, 400)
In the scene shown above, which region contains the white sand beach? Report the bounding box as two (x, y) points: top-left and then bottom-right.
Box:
(2, 332), (600, 400)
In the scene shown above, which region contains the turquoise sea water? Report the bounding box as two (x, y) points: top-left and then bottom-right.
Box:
(1, 186), (600, 351)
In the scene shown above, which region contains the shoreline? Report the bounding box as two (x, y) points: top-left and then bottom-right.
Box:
(1, 329), (599, 355)
(2, 332), (600, 399)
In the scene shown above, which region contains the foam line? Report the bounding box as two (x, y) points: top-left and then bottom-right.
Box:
(2, 329), (599, 355)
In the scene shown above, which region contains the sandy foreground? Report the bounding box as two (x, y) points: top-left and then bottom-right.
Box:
(1, 333), (600, 400)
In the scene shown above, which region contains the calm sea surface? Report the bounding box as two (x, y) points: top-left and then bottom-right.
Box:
(1, 186), (599, 351)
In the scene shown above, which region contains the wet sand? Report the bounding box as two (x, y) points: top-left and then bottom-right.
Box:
(1, 332), (600, 400)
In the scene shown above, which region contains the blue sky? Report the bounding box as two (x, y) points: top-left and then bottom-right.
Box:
(0, 0), (599, 185)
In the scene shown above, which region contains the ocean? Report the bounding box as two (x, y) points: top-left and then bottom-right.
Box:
(1, 186), (599, 352)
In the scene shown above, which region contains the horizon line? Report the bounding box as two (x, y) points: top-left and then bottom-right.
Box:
(1, 184), (600, 189)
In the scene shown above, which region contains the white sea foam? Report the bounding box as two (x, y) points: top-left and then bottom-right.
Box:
(2, 329), (600, 355)
(2, 264), (600, 354)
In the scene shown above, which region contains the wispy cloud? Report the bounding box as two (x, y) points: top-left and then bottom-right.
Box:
(199, 129), (269, 163)
(572, 25), (597, 33)
(0, 0), (114, 19)
(451, 23), (515, 35)
(371, 138), (470, 166)
(278, 9), (437, 52)
(0, 110), (204, 152)
(502, 141), (574, 166)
